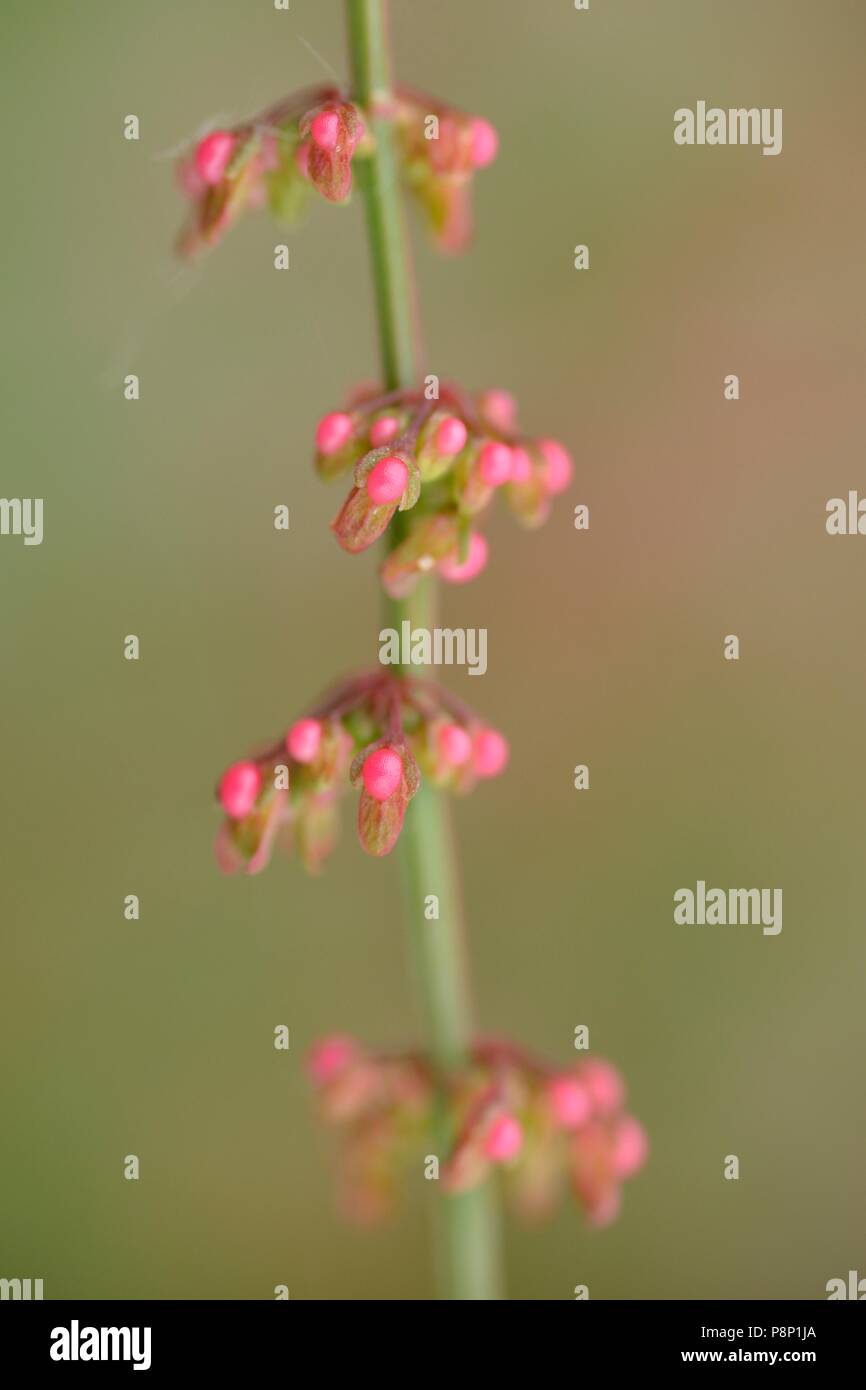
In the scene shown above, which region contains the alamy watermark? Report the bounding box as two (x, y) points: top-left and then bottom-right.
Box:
(826, 1269), (865, 1299)
(50, 1321), (151, 1371)
(379, 620), (487, 676)
(0, 498), (43, 545)
(674, 880), (782, 936)
(826, 492), (866, 535)
(1, 1276), (43, 1299)
(674, 103), (782, 157)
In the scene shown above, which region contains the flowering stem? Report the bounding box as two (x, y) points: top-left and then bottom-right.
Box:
(345, 0), (502, 1300)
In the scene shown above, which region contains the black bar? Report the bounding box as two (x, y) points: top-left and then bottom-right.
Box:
(3, 1299), (860, 1373)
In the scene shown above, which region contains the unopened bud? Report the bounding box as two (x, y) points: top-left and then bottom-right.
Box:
(362, 747), (403, 801)
(580, 1058), (626, 1116)
(311, 110), (340, 151)
(477, 388), (517, 432)
(439, 531), (488, 584)
(366, 455), (409, 505)
(286, 718), (322, 764)
(438, 723), (472, 768)
(473, 727), (509, 778)
(545, 1076), (592, 1130)
(538, 438), (573, 495)
(435, 415), (468, 457)
(307, 1034), (356, 1084)
(195, 130), (237, 186)
(611, 1116), (649, 1179)
(476, 441), (512, 487)
(219, 760), (261, 819)
(369, 415), (401, 447)
(483, 1112), (523, 1162)
(470, 117), (499, 169)
(316, 411), (354, 455)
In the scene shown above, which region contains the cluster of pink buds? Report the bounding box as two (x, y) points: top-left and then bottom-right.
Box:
(317, 384), (573, 595)
(393, 89), (499, 252)
(175, 84), (498, 258)
(215, 672), (509, 873)
(175, 87), (366, 254)
(308, 1036), (647, 1226)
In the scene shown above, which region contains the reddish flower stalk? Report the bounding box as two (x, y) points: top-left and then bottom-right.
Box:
(176, 0), (645, 1299)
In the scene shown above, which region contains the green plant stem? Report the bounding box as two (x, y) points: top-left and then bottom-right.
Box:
(345, 0), (502, 1300)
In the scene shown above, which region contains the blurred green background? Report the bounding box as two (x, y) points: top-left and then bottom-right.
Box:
(2, 0), (864, 1299)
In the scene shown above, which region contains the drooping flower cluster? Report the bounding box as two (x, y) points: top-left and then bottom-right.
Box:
(175, 84), (498, 256)
(393, 89), (499, 252)
(215, 672), (509, 873)
(308, 1035), (648, 1226)
(176, 87), (366, 254)
(317, 384), (573, 595)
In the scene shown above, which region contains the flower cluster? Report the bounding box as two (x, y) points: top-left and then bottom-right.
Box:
(176, 88), (366, 255)
(175, 84), (498, 257)
(393, 89), (499, 252)
(215, 672), (509, 873)
(317, 384), (573, 595)
(308, 1036), (647, 1226)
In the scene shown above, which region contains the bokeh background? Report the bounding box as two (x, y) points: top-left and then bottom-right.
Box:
(2, 0), (864, 1300)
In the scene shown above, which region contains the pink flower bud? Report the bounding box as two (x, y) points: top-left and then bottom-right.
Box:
(218, 760), (261, 819)
(306, 1034), (356, 1084)
(311, 110), (340, 151)
(611, 1116), (648, 1179)
(366, 455), (409, 505)
(286, 718), (322, 764)
(316, 411), (354, 455)
(509, 446), (533, 484)
(478, 388), (517, 432)
(470, 117), (499, 169)
(369, 415), (401, 447)
(439, 532), (488, 584)
(546, 1076), (592, 1130)
(484, 1112), (523, 1162)
(300, 101), (364, 202)
(194, 130), (237, 186)
(473, 728), (509, 778)
(581, 1058), (626, 1116)
(435, 416), (468, 457)
(362, 747), (403, 802)
(477, 441), (512, 487)
(538, 438), (573, 494)
(438, 723), (472, 768)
